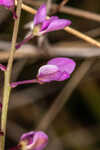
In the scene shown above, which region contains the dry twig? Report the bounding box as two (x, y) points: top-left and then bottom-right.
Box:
(51, 0), (69, 15)
(0, 41), (100, 62)
(24, 0), (100, 22)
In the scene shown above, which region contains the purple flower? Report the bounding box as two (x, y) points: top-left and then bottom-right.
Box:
(10, 57), (76, 88)
(37, 57), (76, 83)
(26, 4), (71, 36)
(32, 4), (71, 36)
(16, 4), (71, 49)
(19, 131), (48, 150)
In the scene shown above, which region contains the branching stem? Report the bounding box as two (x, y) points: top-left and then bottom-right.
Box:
(0, 0), (22, 149)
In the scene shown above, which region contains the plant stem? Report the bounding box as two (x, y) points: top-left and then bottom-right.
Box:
(0, 0), (22, 149)
(10, 79), (38, 88)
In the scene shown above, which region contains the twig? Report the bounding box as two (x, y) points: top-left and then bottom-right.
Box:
(37, 59), (95, 130)
(0, 0), (22, 149)
(15, 0), (36, 14)
(11, 59), (27, 81)
(59, 5), (100, 22)
(65, 27), (100, 48)
(58, 0), (69, 10)
(25, 0), (100, 22)
(49, 46), (100, 58)
(0, 43), (100, 61)
(85, 27), (100, 38)
(7, 120), (26, 142)
(79, 79), (100, 119)
(15, 2), (100, 47)
(46, 0), (52, 14)
(51, 0), (69, 15)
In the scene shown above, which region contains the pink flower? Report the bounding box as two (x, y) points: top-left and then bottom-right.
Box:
(32, 4), (71, 36)
(37, 57), (76, 83)
(16, 4), (71, 49)
(9, 131), (48, 150)
(14, 131), (48, 150)
(10, 57), (76, 88)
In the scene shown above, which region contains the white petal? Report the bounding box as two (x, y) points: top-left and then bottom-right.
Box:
(38, 64), (58, 76)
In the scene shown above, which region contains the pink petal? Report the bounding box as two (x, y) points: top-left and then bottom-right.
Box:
(27, 131), (48, 150)
(20, 131), (48, 150)
(38, 64), (59, 76)
(38, 71), (70, 82)
(57, 71), (70, 81)
(37, 64), (59, 82)
(0, 0), (4, 5)
(34, 4), (46, 25)
(37, 64), (70, 82)
(48, 57), (76, 74)
(20, 131), (35, 145)
(40, 16), (59, 31)
(44, 19), (71, 33)
(38, 71), (61, 82)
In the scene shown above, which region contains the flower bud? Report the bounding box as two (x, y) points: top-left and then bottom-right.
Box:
(19, 131), (48, 150)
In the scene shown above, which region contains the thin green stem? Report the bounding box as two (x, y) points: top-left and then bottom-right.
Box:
(0, 0), (22, 149)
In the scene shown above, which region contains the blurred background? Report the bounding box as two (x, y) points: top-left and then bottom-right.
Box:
(0, 0), (100, 149)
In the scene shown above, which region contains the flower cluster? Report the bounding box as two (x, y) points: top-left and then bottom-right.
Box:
(0, 3), (76, 150)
